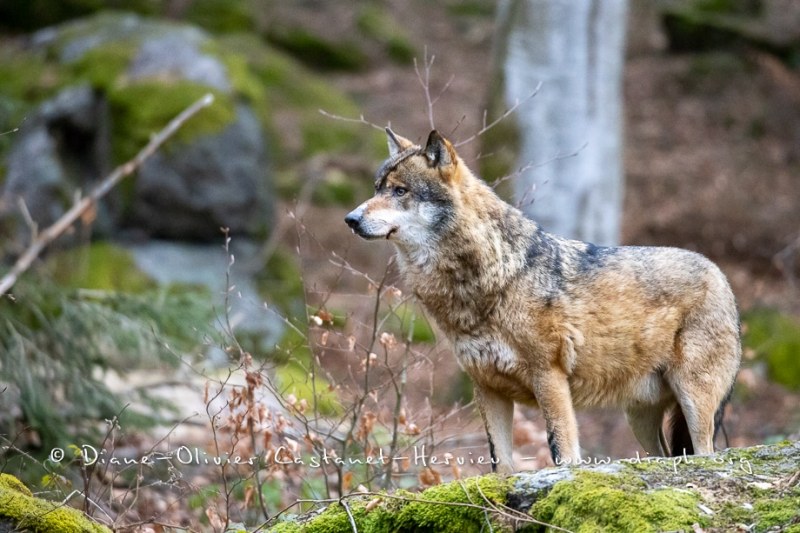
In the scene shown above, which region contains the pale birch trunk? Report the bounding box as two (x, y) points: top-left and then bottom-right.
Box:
(498, 0), (628, 245)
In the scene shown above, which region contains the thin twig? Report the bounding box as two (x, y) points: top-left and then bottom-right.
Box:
(414, 49), (437, 130)
(454, 83), (542, 148)
(339, 498), (359, 532)
(318, 109), (385, 131)
(492, 141), (589, 191)
(0, 93), (215, 296)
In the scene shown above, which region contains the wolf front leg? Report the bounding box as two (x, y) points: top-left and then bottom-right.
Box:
(532, 369), (581, 465)
(473, 383), (515, 473)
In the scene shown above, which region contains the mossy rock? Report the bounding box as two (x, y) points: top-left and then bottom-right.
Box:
(217, 33), (386, 164)
(269, 475), (512, 533)
(0, 473), (110, 532)
(269, 442), (800, 532)
(743, 308), (800, 390)
(107, 81), (236, 162)
(0, 15), (383, 212)
(527, 470), (705, 532)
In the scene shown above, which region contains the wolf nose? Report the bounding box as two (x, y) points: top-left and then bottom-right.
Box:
(344, 211), (361, 229)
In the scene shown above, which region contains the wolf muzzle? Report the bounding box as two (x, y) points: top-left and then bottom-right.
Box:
(345, 206), (373, 239)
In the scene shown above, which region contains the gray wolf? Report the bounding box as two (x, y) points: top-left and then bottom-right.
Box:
(345, 128), (741, 472)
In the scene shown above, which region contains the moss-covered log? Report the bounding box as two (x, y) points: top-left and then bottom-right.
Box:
(269, 441), (800, 532)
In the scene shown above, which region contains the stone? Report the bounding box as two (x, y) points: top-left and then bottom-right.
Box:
(0, 13), (274, 243)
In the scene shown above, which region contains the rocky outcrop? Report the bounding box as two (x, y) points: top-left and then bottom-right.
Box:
(0, 13), (273, 242)
(268, 442), (800, 532)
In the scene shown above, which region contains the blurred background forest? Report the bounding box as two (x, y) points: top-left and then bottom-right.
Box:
(0, 0), (799, 530)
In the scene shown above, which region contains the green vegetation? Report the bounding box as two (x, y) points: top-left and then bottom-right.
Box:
(528, 470), (705, 532)
(218, 33), (385, 163)
(69, 42), (136, 88)
(446, 1), (496, 18)
(384, 301), (436, 344)
(270, 475), (512, 533)
(184, 0), (256, 34)
(0, 473), (111, 532)
(256, 248), (305, 316)
(356, 6), (416, 65)
(47, 241), (156, 292)
(743, 308), (800, 390)
(0, 251), (214, 450)
(108, 82), (235, 161)
(266, 26), (368, 72)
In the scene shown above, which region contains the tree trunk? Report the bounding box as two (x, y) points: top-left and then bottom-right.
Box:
(499, 0), (628, 246)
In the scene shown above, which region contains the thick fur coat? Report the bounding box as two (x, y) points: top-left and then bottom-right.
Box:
(345, 129), (741, 472)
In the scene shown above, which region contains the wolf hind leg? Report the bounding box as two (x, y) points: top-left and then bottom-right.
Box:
(667, 328), (739, 455)
(625, 403), (668, 457)
(474, 384), (515, 474)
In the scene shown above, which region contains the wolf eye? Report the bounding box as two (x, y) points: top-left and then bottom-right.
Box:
(393, 186), (408, 197)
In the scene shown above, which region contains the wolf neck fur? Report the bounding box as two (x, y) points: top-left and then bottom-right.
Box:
(394, 169), (542, 329)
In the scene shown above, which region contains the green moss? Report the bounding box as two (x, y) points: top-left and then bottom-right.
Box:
(275, 361), (340, 416)
(528, 471), (705, 532)
(447, 1), (496, 17)
(743, 309), (800, 390)
(384, 302), (436, 344)
(0, 48), (67, 113)
(356, 6), (416, 65)
(269, 475), (512, 533)
(184, 0), (256, 34)
(692, 0), (762, 15)
(0, 473), (110, 532)
(311, 172), (360, 207)
(218, 34), (385, 164)
(46, 241), (156, 293)
(68, 42), (135, 88)
(391, 476), (512, 532)
(753, 495), (800, 531)
(256, 248), (305, 316)
(266, 26), (369, 72)
(107, 80), (235, 162)
(301, 121), (363, 157)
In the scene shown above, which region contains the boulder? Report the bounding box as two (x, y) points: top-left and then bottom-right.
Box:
(268, 442), (800, 532)
(0, 13), (273, 242)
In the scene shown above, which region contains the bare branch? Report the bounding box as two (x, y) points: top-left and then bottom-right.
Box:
(454, 83), (542, 148)
(491, 141), (588, 192)
(0, 93), (215, 296)
(414, 49), (437, 130)
(318, 109), (385, 131)
(0, 117), (25, 136)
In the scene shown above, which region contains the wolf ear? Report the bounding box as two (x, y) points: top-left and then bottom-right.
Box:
(424, 130), (456, 169)
(386, 128), (414, 158)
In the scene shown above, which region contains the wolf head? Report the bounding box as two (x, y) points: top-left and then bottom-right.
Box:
(345, 128), (462, 248)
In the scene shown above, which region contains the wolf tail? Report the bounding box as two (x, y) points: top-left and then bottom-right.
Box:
(667, 386), (733, 457)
